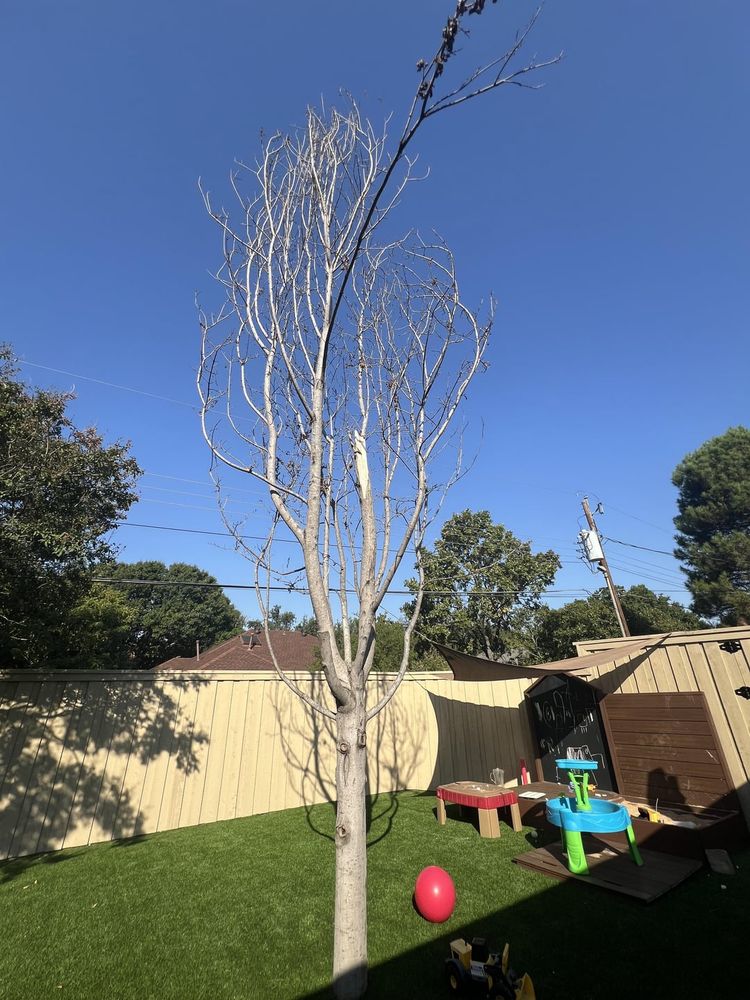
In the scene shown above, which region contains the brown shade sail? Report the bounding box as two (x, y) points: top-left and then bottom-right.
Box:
(434, 636), (662, 682)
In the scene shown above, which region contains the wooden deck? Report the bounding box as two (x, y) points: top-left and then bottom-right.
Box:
(514, 840), (702, 902)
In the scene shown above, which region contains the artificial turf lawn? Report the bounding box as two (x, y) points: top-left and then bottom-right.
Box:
(0, 791), (746, 1000)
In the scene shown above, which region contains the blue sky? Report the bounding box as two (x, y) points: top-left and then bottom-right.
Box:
(3, 1), (748, 624)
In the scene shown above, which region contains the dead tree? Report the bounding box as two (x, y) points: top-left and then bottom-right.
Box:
(198, 4), (558, 997)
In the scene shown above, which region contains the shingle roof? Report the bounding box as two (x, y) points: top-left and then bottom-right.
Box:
(156, 630), (319, 672)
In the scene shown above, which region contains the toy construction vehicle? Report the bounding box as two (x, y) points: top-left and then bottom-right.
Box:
(445, 937), (535, 999)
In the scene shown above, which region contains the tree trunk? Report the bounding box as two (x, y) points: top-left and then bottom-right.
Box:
(332, 702), (368, 1000)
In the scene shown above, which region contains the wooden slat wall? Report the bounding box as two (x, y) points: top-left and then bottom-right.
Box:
(0, 670), (536, 862)
(577, 627), (750, 823)
(601, 692), (737, 809)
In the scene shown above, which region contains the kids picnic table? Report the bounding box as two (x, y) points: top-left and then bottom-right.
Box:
(436, 781), (522, 839)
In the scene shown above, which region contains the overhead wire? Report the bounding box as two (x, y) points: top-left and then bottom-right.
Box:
(27, 359), (692, 598)
(603, 535), (674, 557)
(18, 360), (198, 410)
(93, 576), (599, 598)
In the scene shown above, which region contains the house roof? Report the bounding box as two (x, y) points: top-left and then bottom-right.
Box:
(156, 630), (319, 672)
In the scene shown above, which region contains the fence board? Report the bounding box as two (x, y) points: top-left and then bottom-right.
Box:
(217, 681), (249, 821)
(62, 681), (123, 850)
(1, 682), (64, 859)
(24, 682), (88, 856)
(157, 680), (202, 832)
(136, 680), (184, 835)
(178, 682), (216, 829)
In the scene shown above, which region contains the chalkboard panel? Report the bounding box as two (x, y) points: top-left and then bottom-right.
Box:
(526, 674), (616, 790)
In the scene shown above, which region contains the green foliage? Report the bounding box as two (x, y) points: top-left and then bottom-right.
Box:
(296, 615), (319, 636)
(0, 347), (140, 668)
(672, 426), (750, 624)
(534, 584), (706, 661)
(334, 616), (420, 672)
(405, 510), (560, 663)
(62, 586), (137, 670)
(248, 604), (297, 632)
(104, 561), (245, 668)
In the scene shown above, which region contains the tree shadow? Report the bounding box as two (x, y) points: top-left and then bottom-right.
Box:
(298, 787), (750, 1000)
(273, 675), (427, 846)
(421, 689), (536, 792)
(0, 673), (209, 881)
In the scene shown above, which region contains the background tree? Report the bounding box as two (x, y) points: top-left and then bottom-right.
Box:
(61, 586), (137, 670)
(198, 5), (558, 996)
(103, 562), (245, 668)
(296, 614), (320, 636)
(405, 509), (560, 663)
(0, 347), (140, 668)
(247, 604), (297, 631)
(331, 615), (445, 673)
(673, 426), (750, 624)
(534, 583), (706, 661)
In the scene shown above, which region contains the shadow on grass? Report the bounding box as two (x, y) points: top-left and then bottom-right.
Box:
(299, 841), (743, 1000)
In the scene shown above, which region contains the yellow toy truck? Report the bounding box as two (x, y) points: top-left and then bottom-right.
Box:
(445, 937), (535, 999)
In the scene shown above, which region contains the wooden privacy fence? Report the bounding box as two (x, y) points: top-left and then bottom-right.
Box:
(0, 670), (536, 862)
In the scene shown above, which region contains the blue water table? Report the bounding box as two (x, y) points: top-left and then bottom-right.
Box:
(545, 758), (644, 875)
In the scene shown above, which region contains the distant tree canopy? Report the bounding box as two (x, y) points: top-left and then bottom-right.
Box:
(673, 426), (750, 624)
(295, 615), (319, 637)
(405, 510), (561, 663)
(104, 561), (245, 668)
(534, 584), (706, 661)
(332, 616), (445, 673)
(247, 604), (297, 632)
(0, 347), (140, 668)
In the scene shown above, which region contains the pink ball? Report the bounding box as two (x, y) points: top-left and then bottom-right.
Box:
(414, 866), (456, 923)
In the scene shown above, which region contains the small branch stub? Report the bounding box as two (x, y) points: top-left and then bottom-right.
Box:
(338, 740), (351, 755)
(357, 731), (366, 748)
(336, 824), (350, 843)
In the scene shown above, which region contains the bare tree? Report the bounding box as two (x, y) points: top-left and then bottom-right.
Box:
(197, 4), (558, 997)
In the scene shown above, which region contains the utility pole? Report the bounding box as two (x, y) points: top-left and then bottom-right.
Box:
(580, 496), (631, 637)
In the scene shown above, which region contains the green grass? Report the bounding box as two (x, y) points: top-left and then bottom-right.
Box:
(0, 792), (746, 999)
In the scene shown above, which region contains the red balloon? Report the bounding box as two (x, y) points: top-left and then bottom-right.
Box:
(414, 866), (456, 923)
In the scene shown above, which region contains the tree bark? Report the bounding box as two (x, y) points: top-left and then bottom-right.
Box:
(332, 702), (368, 1000)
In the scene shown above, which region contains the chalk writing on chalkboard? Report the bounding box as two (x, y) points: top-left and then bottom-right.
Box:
(526, 674), (615, 791)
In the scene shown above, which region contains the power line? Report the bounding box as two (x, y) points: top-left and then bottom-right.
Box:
(115, 520), (584, 570)
(603, 536), (674, 557)
(142, 471), (267, 497)
(607, 562), (687, 590)
(590, 497), (674, 536)
(134, 497), (266, 514)
(116, 520), (301, 545)
(18, 360), (198, 410)
(139, 486), (259, 506)
(94, 577), (592, 598)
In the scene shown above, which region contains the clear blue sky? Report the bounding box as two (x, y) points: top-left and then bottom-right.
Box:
(3, 1), (748, 624)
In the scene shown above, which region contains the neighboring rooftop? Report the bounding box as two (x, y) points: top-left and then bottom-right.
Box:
(156, 630), (319, 672)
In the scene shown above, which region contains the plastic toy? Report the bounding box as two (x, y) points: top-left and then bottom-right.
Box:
(546, 758), (644, 875)
(414, 865), (455, 922)
(445, 936), (535, 999)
